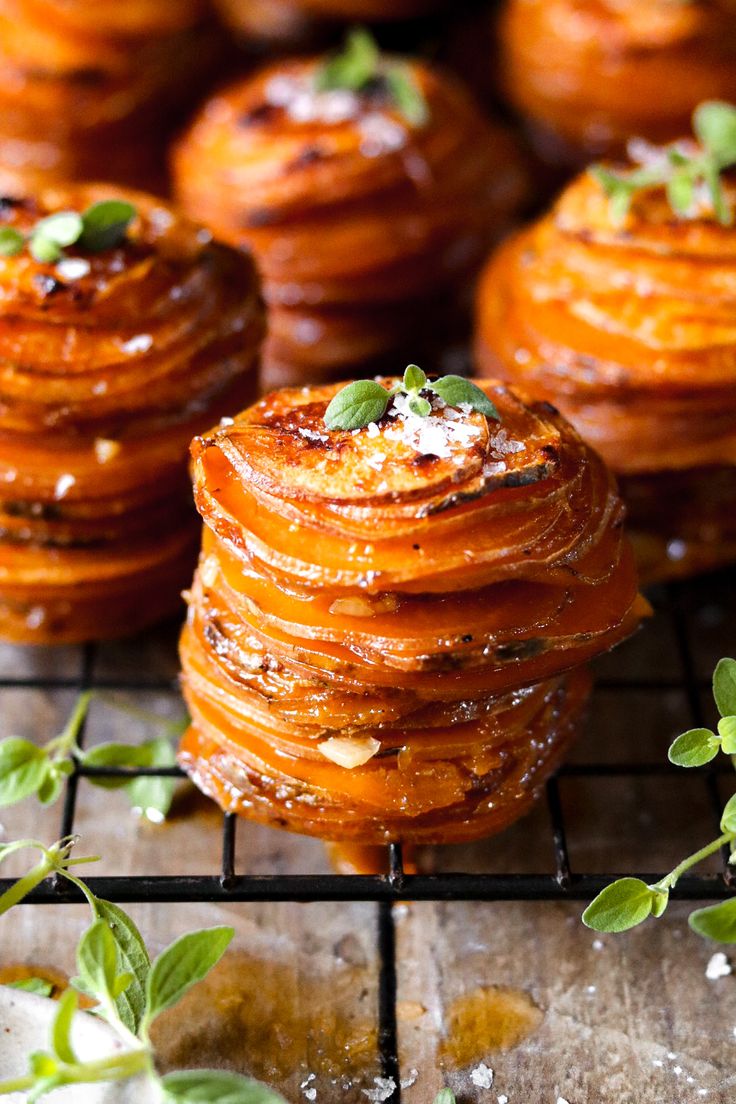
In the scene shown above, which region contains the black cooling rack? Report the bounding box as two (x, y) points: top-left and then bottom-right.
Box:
(0, 574), (734, 1100)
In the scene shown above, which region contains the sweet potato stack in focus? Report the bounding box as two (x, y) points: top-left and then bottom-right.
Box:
(475, 101), (736, 582)
(0, 185), (263, 644)
(173, 31), (527, 389)
(179, 375), (646, 844)
(0, 0), (218, 195)
(499, 0), (736, 169)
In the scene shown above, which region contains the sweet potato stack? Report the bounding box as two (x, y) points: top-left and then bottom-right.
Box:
(0, 0), (217, 195)
(0, 184), (263, 644)
(475, 163), (736, 582)
(215, 0), (450, 47)
(173, 46), (526, 388)
(178, 378), (645, 844)
(499, 0), (736, 168)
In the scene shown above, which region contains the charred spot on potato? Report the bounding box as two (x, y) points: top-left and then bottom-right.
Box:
(239, 102), (279, 127)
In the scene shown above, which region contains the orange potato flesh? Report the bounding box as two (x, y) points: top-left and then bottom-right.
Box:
(0, 184), (263, 644)
(499, 0), (736, 167)
(475, 168), (736, 582)
(179, 379), (646, 844)
(173, 56), (527, 387)
(0, 0), (218, 195)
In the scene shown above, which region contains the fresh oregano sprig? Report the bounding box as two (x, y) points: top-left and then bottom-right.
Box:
(0, 690), (183, 821)
(314, 26), (428, 127)
(324, 364), (500, 431)
(0, 199), (137, 264)
(0, 837), (285, 1104)
(591, 100), (736, 226)
(583, 657), (736, 941)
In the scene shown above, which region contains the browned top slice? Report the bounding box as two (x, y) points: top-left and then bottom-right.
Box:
(193, 379), (564, 509)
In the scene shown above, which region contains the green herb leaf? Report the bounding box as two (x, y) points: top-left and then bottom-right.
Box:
(144, 927), (234, 1029)
(668, 727), (721, 767)
(432, 1091), (456, 1104)
(81, 741), (164, 790)
(721, 793), (736, 833)
(689, 897), (736, 943)
(384, 67), (428, 127)
(324, 380), (389, 431)
(125, 737), (177, 822)
(403, 363), (427, 392)
(80, 200), (136, 253)
(714, 658), (736, 718)
(666, 170), (695, 216)
(407, 395), (432, 417)
(693, 100), (736, 165)
(0, 227), (25, 256)
(314, 27), (379, 93)
(92, 899), (151, 1035)
(582, 878), (662, 933)
(429, 375), (500, 419)
(6, 977), (53, 997)
(0, 738), (49, 806)
(51, 989), (79, 1065)
(33, 212), (83, 248)
(29, 235), (62, 264)
(36, 767), (66, 807)
(161, 1069), (287, 1103)
(718, 716), (736, 754)
(76, 919), (119, 1012)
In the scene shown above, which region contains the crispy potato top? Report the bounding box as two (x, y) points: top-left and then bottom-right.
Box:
(194, 380), (564, 510)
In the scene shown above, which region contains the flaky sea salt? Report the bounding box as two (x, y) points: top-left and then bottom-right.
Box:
(359, 112), (407, 157)
(362, 1076), (396, 1102)
(470, 1063), (494, 1089)
(706, 952), (732, 979)
(56, 257), (90, 280)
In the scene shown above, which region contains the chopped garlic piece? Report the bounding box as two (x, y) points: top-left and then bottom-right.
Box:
(94, 438), (121, 463)
(329, 594), (398, 617)
(318, 736), (381, 768)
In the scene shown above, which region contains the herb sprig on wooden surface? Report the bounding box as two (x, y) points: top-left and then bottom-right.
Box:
(591, 100), (736, 225)
(584, 657), (736, 941)
(324, 364), (499, 431)
(0, 691), (184, 821)
(0, 199), (137, 264)
(0, 837), (286, 1103)
(315, 27), (428, 127)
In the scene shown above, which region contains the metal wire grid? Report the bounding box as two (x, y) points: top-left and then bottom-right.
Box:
(0, 577), (734, 1099)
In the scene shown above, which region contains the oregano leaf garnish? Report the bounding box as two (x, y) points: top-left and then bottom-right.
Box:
(668, 727), (720, 767)
(583, 656), (736, 943)
(314, 26), (428, 128)
(0, 691), (184, 821)
(689, 898), (736, 943)
(0, 836), (286, 1104)
(324, 365), (500, 431)
(0, 199), (137, 268)
(324, 379), (390, 430)
(591, 99), (736, 225)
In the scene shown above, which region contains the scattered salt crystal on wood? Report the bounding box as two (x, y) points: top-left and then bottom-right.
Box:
(705, 952), (732, 979)
(362, 1076), (396, 1102)
(470, 1063), (494, 1089)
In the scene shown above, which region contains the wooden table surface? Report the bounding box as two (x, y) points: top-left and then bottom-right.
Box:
(1, 570), (735, 1104)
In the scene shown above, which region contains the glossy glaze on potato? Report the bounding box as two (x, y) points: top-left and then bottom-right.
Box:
(0, 0), (218, 194)
(173, 56), (527, 388)
(178, 379), (646, 844)
(499, 0), (736, 167)
(476, 167), (736, 582)
(0, 184), (263, 643)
